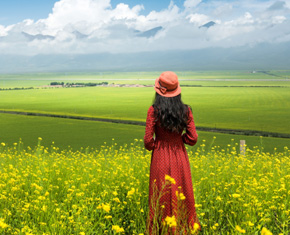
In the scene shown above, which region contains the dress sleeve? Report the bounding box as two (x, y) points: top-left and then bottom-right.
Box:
(182, 107), (198, 146)
(144, 106), (156, 151)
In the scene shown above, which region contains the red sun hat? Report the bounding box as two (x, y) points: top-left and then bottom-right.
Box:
(154, 71), (181, 97)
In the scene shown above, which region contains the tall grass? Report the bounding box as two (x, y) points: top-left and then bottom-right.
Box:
(0, 139), (289, 234)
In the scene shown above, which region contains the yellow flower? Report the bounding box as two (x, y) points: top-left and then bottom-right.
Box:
(235, 225), (246, 233)
(216, 196), (222, 201)
(42, 205), (47, 212)
(127, 188), (135, 197)
(79, 232), (85, 235)
(248, 221), (254, 227)
(165, 216), (177, 227)
(232, 194), (241, 198)
(113, 197), (121, 203)
(175, 191), (186, 200)
(0, 218), (9, 229)
(97, 203), (111, 213)
(193, 223), (200, 230)
(165, 175), (176, 185)
(191, 223), (200, 234)
(112, 225), (124, 233)
(261, 227), (273, 235)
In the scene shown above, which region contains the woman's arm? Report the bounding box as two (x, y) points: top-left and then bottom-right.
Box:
(144, 106), (156, 150)
(182, 107), (198, 146)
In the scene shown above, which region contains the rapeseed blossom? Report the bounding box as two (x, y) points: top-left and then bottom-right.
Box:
(248, 221), (254, 227)
(191, 223), (200, 234)
(0, 139), (289, 234)
(165, 216), (177, 227)
(127, 188), (135, 197)
(165, 175), (176, 184)
(175, 191), (186, 200)
(235, 225), (246, 233)
(0, 218), (8, 229)
(261, 227), (273, 235)
(232, 193), (241, 198)
(112, 225), (124, 233)
(97, 203), (111, 213)
(216, 196), (222, 201)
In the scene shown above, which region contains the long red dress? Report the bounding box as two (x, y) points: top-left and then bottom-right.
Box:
(144, 105), (199, 234)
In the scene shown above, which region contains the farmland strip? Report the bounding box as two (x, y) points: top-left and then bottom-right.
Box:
(1, 109), (290, 139)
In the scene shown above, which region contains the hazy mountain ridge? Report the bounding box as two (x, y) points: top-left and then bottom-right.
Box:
(0, 42), (289, 73)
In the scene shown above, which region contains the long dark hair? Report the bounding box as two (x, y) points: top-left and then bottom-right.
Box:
(153, 93), (189, 133)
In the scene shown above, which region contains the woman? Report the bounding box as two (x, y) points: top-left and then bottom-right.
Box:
(144, 71), (199, 234)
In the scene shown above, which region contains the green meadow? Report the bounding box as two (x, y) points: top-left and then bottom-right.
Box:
(1, 112), (289, 152)
(1, 70), (290, 88)
(0, 71), (290, 152)
(1, 86), (290, 133)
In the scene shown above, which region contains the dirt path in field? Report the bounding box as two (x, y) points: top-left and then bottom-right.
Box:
(1, 109), (290, 139)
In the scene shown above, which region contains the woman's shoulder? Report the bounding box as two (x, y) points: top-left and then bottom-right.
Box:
(146, 105), (155, 115)
(185, 104), (192, 112)
(148, 105), (155, 112)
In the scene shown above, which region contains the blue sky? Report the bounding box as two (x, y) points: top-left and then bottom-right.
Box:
(0, 0), (56, 25)
(0, 0), (289, 55)
(1, 0), (273, 25)
(0, 0), (186, 25)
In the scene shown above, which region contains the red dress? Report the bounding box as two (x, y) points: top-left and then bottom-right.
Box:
(144, 105), (199, 234)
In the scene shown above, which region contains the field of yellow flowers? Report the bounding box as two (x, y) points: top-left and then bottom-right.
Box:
(0, 138), (289, 234)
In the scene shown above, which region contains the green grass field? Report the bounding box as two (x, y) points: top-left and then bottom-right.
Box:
(1, 113), (289, 153)
(1, 70), (290, 88)
(1, 71), (289, 152)
(1, 86), (290, 134)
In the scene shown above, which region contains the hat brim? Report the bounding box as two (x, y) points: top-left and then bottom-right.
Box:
(154, 78), (181, 97)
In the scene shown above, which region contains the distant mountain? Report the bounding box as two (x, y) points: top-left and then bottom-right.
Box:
(72, 31), (88, 39)
(22, 32), (55, 41)
(0, 42), (289, 73)
(136, 26), (163, 38)
(199, 21), (216, 29)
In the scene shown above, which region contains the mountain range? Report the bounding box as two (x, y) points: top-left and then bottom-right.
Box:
(0, 41), (289, 73)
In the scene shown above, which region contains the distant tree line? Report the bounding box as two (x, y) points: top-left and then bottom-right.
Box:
(0, 87), (34, 91)
(50, 82), (108, 86)
(50, 82), (65, 86)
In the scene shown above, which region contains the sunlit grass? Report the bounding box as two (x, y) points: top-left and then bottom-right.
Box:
(1, 85), (290, 135)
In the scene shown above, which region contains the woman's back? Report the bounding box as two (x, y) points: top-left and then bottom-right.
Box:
(144, 71), (200, 234)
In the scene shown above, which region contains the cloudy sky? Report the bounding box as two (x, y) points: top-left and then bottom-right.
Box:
(0, 0), (289, 55)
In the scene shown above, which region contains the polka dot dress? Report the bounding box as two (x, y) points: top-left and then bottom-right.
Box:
(144, 105), (199, 233)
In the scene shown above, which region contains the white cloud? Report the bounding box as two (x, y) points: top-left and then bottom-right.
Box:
(272, 15), (286, 24)
(213, 3), (233, 19)
(184, 0), (202, 9)
(0, 0), (289, 55)
(186, 13), (210, 26)
(0, 25), (8, 37)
